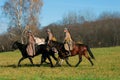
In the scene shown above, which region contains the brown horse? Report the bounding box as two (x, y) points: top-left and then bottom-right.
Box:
(48, 40), (95, 67)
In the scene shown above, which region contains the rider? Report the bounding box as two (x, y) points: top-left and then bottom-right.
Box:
(26, 30), (36, 56)
(46, 29), (56, 43)
(46, 29), (57, 53)
(63, 27), (73, 56)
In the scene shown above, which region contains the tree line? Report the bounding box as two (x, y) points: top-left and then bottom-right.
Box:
(0, 0), (120, 52)
(40, 12), (120, 48)
(1, 12), (120, 52)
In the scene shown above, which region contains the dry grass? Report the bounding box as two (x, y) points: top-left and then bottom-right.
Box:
(0, 46), (120, 80)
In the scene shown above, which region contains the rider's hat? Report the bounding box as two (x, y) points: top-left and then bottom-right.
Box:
(47, 29), (51, 32)
(64, 27), (68, 31)
(28, 30), (32, 33)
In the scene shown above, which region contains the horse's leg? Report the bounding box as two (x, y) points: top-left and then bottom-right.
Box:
(65, 57), (72, 67)
(75, 54), (82, 67)
(44, 57), (50, 64)
(86, 45), (95, 59)
(55, 57), (61, 66)
(40, 55), (45, 66)
(46, 55), (54, 67)
(51, 54), (58, 61)
(60, 59), (64, 65)
(58, 59), (64, 66)
(41, 53), (50, 64)
(51, 53), (59, 65)
(84, 51), (94, 66)
(18, 57), (26, 66)
(53, 56), (59, 65)
(28, 58), (34, 65)
(88, 57), (94, 66)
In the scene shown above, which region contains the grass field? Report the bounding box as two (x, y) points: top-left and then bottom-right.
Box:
(0, 46), (120, 80)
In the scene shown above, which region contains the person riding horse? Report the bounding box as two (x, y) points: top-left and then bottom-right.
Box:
(46, 29), (57, 53)
(46, 29), (56, 43)
(26, 30), (36, 56)
(64, 28), (73, 56)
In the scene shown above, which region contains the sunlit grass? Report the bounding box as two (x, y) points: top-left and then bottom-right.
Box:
(0, 46), (120, 80)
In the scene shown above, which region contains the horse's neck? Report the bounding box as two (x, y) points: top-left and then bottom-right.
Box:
(53, 42), (64, 50)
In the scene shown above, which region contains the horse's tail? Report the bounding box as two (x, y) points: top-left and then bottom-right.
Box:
(86, 45), (95, 59)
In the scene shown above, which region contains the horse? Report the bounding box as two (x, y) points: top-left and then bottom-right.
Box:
(12, 41), (58, 67)
(48, 40), (95, 67)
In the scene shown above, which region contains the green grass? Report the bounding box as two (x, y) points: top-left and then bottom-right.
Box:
(0, 46), (120, 80)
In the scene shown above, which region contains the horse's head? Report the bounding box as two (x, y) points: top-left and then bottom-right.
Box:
(48, 40), (67, 57)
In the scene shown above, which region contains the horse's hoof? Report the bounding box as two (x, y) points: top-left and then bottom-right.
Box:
(51, 66), (54, 68)
(39, 64), (42, 67)
(56, 64), (62, 67)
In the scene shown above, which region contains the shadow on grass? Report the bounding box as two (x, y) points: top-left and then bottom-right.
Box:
(0, 63), (95, 68)
(0, 63), (55, 68)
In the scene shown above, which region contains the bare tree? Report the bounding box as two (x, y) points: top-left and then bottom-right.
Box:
(2, 0), (43, 43)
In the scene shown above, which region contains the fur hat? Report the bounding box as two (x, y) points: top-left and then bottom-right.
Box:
(47, 29), (51, 32)
(28, 30), (32, 33)
(64, 27), (68, 30)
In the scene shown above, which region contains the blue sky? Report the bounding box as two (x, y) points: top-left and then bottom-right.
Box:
(0, 0), (120, 34)
(41, 0), (120, 26)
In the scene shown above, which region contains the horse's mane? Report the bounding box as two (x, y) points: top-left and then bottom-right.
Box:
(49, 40), (64, 49)
(14, 41), (27, 48)
(15, 41), (25, 45)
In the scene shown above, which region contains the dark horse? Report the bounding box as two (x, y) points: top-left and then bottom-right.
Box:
(12, 41), (58, 67)
(48, 40), (95, 67)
